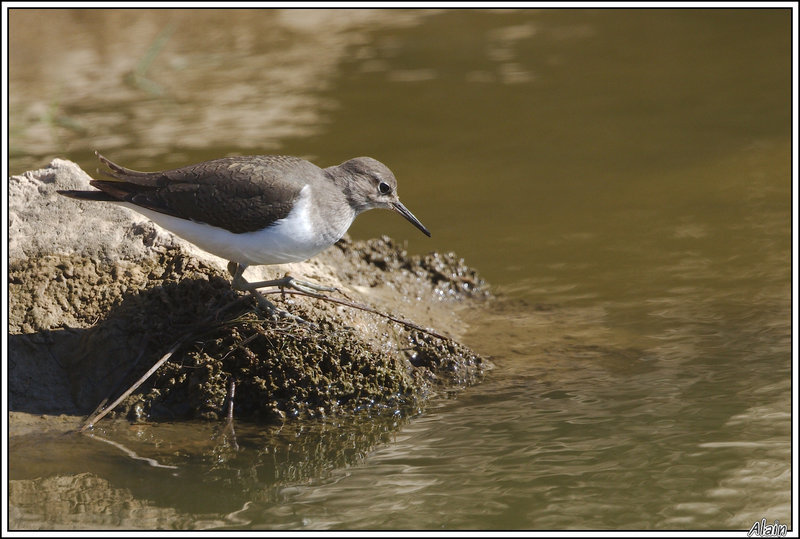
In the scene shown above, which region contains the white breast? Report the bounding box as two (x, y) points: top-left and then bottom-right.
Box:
(120, 185), (356, 266)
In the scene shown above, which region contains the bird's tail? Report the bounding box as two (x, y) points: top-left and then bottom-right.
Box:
(95, 150), (154, 181)
(57, 151), (159, 202)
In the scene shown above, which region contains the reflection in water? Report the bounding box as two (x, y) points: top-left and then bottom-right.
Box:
(87, 433), (179, 470)
(8, 8), (791, 531)
(10, 412), (412, 529)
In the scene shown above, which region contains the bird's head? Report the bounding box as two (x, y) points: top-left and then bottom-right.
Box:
(334, 157), (431, 237)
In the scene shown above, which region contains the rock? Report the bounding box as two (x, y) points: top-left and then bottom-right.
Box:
(8, 159), (491, 423)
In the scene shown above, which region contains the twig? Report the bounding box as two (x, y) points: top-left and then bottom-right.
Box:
(85, 343), (147, 421)
(78, 297), (252, 431)
(219, 377), (239, 450)
(79, 337), (186, 432)
(262, 288), (452, 341)
(226, 378), (236, 422)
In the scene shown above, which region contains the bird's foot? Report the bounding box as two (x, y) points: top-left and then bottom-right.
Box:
(228, 263), (336, 295)
(274, 273), (339, 295)
(247, 289), (314, 326)
(227, 263), (325, 327)
(240, 273), (337, 295)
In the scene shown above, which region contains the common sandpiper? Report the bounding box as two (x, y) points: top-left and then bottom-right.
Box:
(59, 152), (431, 316)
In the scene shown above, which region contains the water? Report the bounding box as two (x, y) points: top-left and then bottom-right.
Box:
(7, 8), (792, 530)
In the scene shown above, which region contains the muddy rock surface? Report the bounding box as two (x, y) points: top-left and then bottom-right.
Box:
(9, 159), (491, 424)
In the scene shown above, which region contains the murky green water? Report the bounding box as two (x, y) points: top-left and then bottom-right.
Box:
(8, 8), (792, 530)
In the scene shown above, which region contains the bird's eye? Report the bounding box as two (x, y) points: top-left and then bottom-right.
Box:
(378, 182), (392, 195)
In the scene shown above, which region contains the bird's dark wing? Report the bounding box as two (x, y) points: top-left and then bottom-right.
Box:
(87, 153), (311, 233)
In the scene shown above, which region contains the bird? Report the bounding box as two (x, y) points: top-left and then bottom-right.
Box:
(58, 151), (431, 317)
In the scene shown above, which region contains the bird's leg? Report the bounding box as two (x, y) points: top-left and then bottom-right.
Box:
(251, 274), (338, 295)
(227, 262), (307, 322)
(228, 262), (337, 295)
(228, 261), (250, 290)
(228, 261), (278, 313)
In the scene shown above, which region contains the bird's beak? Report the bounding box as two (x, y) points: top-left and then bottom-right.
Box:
(392, 201), (431, 237)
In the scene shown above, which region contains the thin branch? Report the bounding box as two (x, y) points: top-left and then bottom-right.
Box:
(262, 288), (453, 342)
(219, 377), (239, 450)
(85, 344), (147, 421)
(79, 337), (186, 432)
